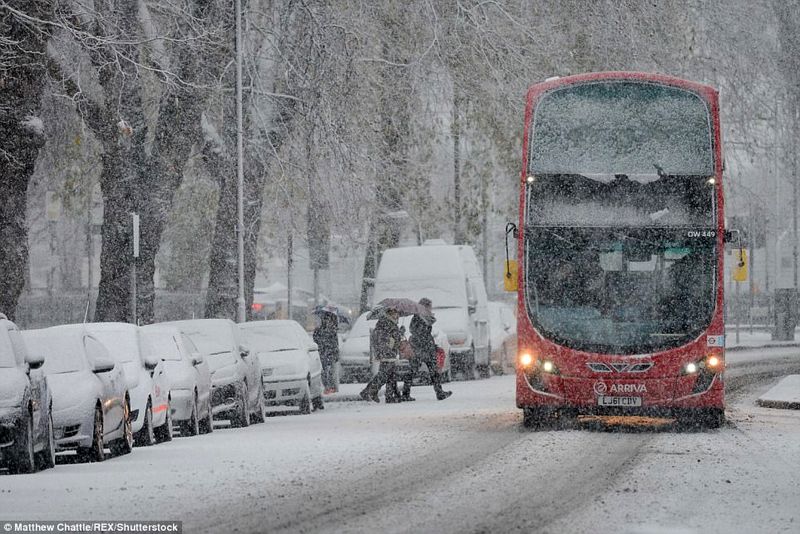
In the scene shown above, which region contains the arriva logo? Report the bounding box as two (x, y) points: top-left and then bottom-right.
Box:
(608, 383), (647, 394)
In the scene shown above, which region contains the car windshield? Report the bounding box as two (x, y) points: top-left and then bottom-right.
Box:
(142, 331), (182, 361)
(90, 329), (139, 363)
(242, 326), (299, 352)
(180, 323), (233, 355)
(347, 315), (375, 338)
(22, 331), (85, 374)
(525, 226), (716, 354)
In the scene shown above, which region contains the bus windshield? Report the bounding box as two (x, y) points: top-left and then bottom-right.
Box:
(524, 226), (716, 355)
(529, 81), (714, 176)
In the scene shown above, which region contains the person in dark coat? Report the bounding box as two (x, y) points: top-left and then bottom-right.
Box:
(401, 298), (452, 401)
(313, 310), (340, 394)
(359, 308), (403, 403)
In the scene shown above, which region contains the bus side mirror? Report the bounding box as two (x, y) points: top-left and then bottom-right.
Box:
(504, 260), (518, 292)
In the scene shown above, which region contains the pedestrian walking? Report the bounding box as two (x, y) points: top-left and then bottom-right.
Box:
(359, 307), (403, 403)
(402, 298), (452, 401)
(313, 310), (340, 394)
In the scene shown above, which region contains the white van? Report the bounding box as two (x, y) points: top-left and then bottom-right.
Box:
(372, 240), (490, 379)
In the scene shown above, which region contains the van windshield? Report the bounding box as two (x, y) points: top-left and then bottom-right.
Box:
(374, 278), (467, 308)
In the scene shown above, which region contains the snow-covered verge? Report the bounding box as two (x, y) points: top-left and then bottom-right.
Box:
(757, 375), (800, 409)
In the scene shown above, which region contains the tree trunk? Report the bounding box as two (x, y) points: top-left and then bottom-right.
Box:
(358, 26), (409, 311)
(0, 0), (53, 320)
(91, 1), (208, 324)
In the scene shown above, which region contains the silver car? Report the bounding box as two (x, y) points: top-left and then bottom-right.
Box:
(339, 312), (374, 383)
(0, 315), (54, 473)
(161, 319), (265, 428)
(22, 326), (132, 462)
(87, 323), (172, 446)
(240, 320), (324, 415)
(141, 325), (213, 436)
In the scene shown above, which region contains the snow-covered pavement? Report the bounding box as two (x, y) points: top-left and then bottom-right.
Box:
(1, 349), (799, 534)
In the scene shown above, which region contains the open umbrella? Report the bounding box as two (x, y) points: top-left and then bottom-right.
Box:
(312, 304), (351, 325)
(368, 298), (433, 320)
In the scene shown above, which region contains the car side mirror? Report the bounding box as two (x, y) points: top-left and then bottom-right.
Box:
(92, 355), (116, 374)
(191, 352), (204, 366)
(25, 353), (45, 370)
(239, 345), (250, 359)
(143, 354), (160, 372)
(468, 305), (477, 315)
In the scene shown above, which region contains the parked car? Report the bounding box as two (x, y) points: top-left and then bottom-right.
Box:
(21, 325), (132, 462)
(87, 323), (171, 446)
(162, 319), (264, 427)
(239, 320), (324, 415)
(372, 240), (490, 379)
(487, 301), (517, 374)
(141, 325), (213, 436)
(338, 312), (374, 383)
(0, 314), (55, 473)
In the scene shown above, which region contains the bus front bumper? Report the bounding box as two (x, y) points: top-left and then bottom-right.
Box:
(516, 371), (724, 412)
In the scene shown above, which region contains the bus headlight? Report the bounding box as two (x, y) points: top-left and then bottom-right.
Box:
(538, 359), (559, 375)
(684, 362), (698, 374)
(519, 353), (534, 367)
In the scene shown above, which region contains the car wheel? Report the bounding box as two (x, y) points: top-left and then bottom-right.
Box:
(35, 412), (56, 471)
(299, 381), (312, 415)
(312, 391), (325, 411)
(134, 401), (155, 447)
(9, 412), (36, 474)
(110, 398), (133, 457)
(201, 398), (214, 434)
(155, 399), (173, 443)
(78, 406), (105, 462)
(250, 384), (266, 424)
(181, 395), (200, 437)
(464, 349), (477, 381)
(231, 382), (250, 428)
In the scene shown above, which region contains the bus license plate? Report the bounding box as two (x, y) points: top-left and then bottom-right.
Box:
(597, 396), (642, 407)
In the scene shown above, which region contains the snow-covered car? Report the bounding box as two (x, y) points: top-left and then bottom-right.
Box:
(487, 301), (517, 374)
(0, 314), (55, 473)
(87, 323), (171, 446)
(21, 325), (132, 462)
(239, 320), (324, 415)
(141, 325), (213, 436)
(338, 312), (374, 383)
(162, 319), (265, 427)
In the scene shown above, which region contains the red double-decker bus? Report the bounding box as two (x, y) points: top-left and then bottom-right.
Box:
(512, 72), (726, 427)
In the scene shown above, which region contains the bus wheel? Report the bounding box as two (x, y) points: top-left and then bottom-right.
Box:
(700, 408), (724, 429)
(522, 407), (548, 429)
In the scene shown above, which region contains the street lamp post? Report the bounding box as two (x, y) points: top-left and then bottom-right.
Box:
(235, 0), (246, 323)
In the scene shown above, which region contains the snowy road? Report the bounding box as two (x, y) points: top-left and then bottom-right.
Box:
(1, 347), (799, 534)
